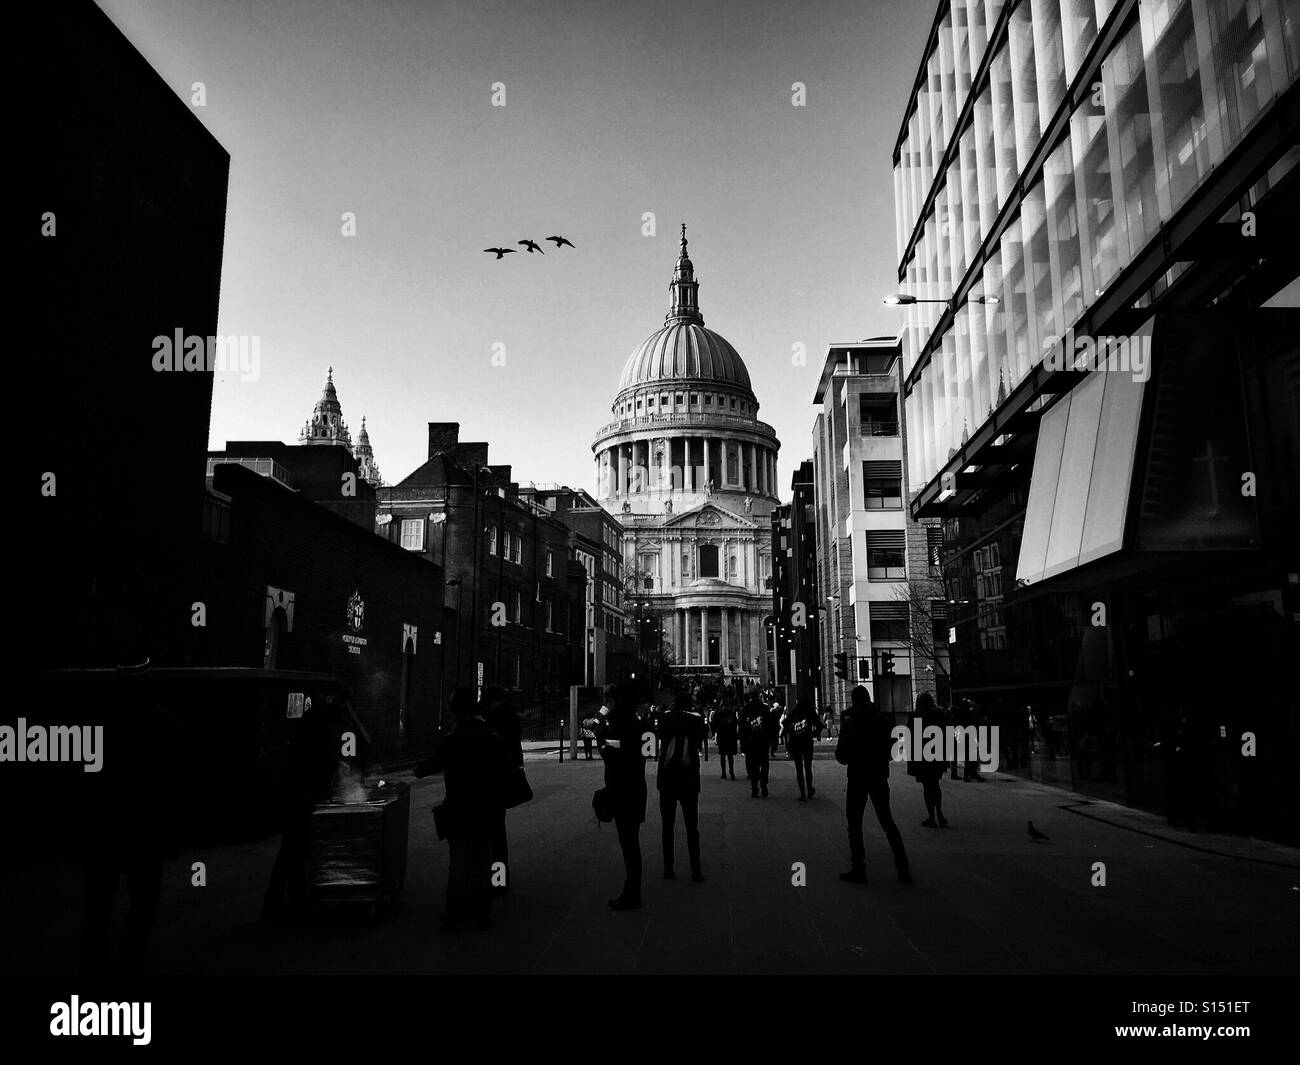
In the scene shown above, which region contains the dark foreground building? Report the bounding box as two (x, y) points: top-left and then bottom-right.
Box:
(893, 0), (1298, 841)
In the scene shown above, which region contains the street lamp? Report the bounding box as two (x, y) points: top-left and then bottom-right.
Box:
(881, 293), (1000, 306)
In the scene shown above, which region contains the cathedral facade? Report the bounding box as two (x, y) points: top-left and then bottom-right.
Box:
(592, 228), (780, 684)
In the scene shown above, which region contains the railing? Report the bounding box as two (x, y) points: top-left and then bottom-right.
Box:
(206, 457), (297, 489)
(861, 421), (900, 437)
(594, 412), (777, 439)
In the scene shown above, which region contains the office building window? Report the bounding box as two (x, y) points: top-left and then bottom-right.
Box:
(866, 530), (907, 580)
(869, 601), (910, 641)
(863, 461), (904, 509)
(487, 525), (498, 555)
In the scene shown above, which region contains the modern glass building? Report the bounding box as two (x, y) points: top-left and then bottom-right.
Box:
(892, 0), (1298, 840)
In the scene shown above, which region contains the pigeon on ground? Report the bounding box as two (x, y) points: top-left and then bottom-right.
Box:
(519, 239), (544, 254)
(1027, 820), (1050, 841)
(484, 247), (517, 259)
(546, 235), (575, 248)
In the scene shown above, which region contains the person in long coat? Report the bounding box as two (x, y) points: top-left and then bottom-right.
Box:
(599, 683), (648, 910)
(783, 695), (824, 801)
(709, 698), (739, 781)
(906, 691), (949, 827)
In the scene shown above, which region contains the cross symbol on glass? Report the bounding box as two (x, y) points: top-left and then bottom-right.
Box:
(1192, 440), (1228, 513)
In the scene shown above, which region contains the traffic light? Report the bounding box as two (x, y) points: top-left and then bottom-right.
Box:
(857, 657), (871, 680)
(833, 652), (849, 680)
(879, 650), (896, 676)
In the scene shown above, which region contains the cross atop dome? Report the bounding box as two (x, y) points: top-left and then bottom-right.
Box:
(668, 223), (703, 325)
(299, 366), (352, 449)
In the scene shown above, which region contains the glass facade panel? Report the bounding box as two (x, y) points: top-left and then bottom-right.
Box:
(1205, 0), (1290, 148)
(1102, 17), (1160, 260)
(1142, 0), (1213, 212)
(1044, 128), (1087, 335)
(1032, 0), (1069, 123)
(1062, 0), (1102, 78)
(1022, 179), (1058, 367)
(1009, 1), (1043, 169)
(989, 43), (1021, 206)
(972, 81), (1000, 235)
(1071, 92), (1123, 295)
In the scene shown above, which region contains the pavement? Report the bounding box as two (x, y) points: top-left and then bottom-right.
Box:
(7, 745), (1298, 975)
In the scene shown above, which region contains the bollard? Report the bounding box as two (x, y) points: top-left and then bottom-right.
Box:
(558, 718), (563, 763)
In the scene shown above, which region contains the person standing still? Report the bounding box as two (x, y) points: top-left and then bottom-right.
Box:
(656, 691), (707, 881)
(740, 695), (772, 798)
(482, 686), (523, 892)
(600, 683), (648, 911)
(838, 685), (912, 885)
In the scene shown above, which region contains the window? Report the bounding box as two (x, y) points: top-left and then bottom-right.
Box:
(400, 518), (425, 550)
(691, 394), (699, 405)
(545, 599), (553, 632)
(705, 395), (713, 405)
(699, 544), (719, 578)
(863, 461), (903, 509)
(487, 525), (498, 555)
(503, 530), (512, 560)
(512, 589), (523, 623)
(545, 550), (554, 577)
(860, 395), (899, 436)
(676, 393), (683, 406)
(927, 526), (945, 575)
(869, 601), (909, 641)
(512, 536), (522, 564)
(866, 530), (906, 580)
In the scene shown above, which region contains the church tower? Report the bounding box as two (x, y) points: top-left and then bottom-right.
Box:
(354, 416), (383, 487)
(299, 366), (353, 449)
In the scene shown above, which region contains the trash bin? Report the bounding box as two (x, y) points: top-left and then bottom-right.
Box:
(307, 782), (409, 915)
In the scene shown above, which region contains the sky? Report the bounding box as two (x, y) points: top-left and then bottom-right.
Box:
(98, 0), (936, 494)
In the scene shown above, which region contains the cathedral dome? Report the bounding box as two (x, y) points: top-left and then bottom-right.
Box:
(618, 320), (751, 392)
(615, 225), (752, 398)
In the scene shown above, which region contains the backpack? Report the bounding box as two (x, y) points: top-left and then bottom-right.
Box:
(660, 728), (699, 778)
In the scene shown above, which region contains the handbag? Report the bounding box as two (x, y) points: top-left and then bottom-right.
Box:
(592, 786), (615, 823)
(505, 767), (534, 809)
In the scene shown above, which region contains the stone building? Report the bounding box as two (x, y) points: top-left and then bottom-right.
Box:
(592, 227), (780, 685)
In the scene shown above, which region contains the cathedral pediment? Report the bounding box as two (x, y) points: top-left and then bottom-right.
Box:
(662, 502), (757, 530)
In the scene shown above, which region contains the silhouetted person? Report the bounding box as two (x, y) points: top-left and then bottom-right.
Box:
(262, 688), (340, 922)
(657, 691), (708, 881)
(740, 695), (773, 798)
(709, 699), (738, 780)
(784, 695), (823, 800)
(482, 685), (523, 891)
(907, 691), (949, 828)
(424, 687), (510, 933)
(80, 658), (182, 977)
(838, 685), (912, 885)
(600, 683), (647, 911)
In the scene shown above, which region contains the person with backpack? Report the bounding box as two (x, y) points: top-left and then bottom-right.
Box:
(783, 695), (823, 801)
(709, 697), (739, 781)
(740, 694), (774, 798)
(656, 691), (708, 881)
(837, 685), (912, 886)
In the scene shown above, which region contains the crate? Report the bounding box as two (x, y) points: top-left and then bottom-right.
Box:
(307, 782), (409, 914)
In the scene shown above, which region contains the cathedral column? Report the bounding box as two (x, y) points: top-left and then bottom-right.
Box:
(747, 443), (756, 492)
(720, 440), (729, 488)
(703, 439), (711, 491)
(617, 447), (627, 497)
(721, 607), (731, 670)
(699, 607), (709, 665)
(757, 447), (765, 495)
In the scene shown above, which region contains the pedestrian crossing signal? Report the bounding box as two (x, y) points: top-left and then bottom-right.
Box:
(879, 650), (896, 676)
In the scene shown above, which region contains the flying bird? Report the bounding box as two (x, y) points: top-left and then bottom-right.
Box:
(484, 247), (517, 259)
(519, 239), (544, 254)
(546, 235), (575, 249)
(1027, 820), (1051, 842)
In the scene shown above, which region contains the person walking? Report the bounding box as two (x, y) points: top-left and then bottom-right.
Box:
(740, 694), (773, 798)
(838, 685), (912, 885)
(421, 687), (510, 934)
(907, 691), (949, 828)
(709, 698), (739, 781)
(599, 683), (648, 911)
(656, 691), (708, 882)
(482, 686), (524, 892)
(784, 695), (823, 801)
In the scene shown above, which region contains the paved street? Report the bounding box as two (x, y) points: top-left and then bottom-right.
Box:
(8, 747), (1298, 975)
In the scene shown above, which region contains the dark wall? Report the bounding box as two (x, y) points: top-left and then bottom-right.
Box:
(28, 1), (230, 670)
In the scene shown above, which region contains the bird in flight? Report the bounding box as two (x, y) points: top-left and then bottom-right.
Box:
(484, 247), (517, 259)
(1027, 820), (1050, 842)
(519, 239), (544, 254)
(546, 235), (575, 249)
